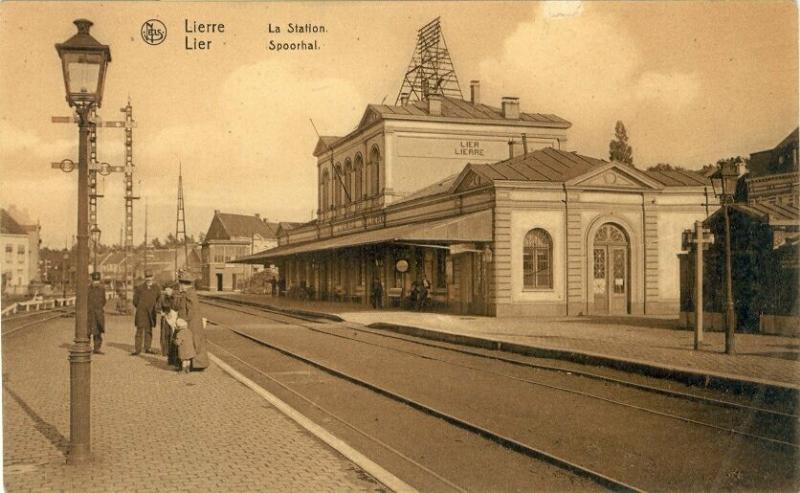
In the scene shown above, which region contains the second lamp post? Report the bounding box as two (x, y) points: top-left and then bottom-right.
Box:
(710, 160), (740, 355)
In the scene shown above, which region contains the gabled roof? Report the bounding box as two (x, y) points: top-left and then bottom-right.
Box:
(724, 201), (800, 226)
(0, 209), (26, 235)
(449, 147), (710, 191)
(643, 169), (710, 187)
(366, 97), (570, 126)
(396, 172), (462, 203)
(207, 212), (279, 241)
(313, 97), (571, 156)
(452, 147), (606, 189)
(313, 136), (341, 157)
(276, 221), (303, 235)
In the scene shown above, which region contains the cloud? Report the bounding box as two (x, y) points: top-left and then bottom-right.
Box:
(477, 3), (705, 165)
(634, 71), (700, 110)
(0, 120), (73, 162)
(542, 1), (584, 19)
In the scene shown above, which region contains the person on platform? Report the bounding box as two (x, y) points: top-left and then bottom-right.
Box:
(173, 318), (195, 373)
(87, 271), (106, 354)
(414, 274), (430, 312)
(269, 276), (278, 296)
(370, 277), (383, 309)
(158, 283), (179, 367)
(131, 270), (160, 356)
(175, 272), (209, 370)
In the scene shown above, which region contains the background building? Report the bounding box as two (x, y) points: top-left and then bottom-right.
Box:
(1, 206), (41, 296)
(680, 128), (799, 335)
(201, 211), (279, 291)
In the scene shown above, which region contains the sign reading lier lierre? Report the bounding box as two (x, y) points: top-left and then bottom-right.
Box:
(267, 22), (326, 52)
(184, 19), (225, 51)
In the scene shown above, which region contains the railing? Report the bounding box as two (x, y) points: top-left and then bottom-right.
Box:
(1, 291), (115, 317)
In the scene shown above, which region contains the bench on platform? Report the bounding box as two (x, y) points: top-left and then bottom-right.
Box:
(351, 286), (365, 304)
(387, 287), (403, 307)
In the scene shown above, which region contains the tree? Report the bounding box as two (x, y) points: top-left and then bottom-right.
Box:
(151, 237), (162, 249)
(609, 120), (634, 166)
(647, 163), (680, 172)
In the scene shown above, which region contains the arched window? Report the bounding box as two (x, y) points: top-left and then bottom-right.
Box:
(321, 170), (330, 211)
(333, 162), (343, 209)
(344, 158), (353, 204)
(369, 146), (381, 197)
(523, 228), (553, 289)
(354, 154), (364, 200)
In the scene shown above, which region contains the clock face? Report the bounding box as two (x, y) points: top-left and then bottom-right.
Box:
(395, 259), (409, 273)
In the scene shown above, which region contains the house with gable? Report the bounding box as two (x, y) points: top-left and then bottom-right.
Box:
(201, 211), (280, 291)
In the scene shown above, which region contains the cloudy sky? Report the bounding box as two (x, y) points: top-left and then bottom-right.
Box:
(0, 1), (797, 247)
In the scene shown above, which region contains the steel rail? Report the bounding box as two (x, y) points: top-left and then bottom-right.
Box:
(202, 300), (797, 451)
(201, 297), (797, 421)
(205, 333), (467, 493)
(1, 310), (71, 337)
(2, 306), (69, 323)
(216, 322), (644, 493)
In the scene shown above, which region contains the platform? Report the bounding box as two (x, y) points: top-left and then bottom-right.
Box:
(2, 312), (383, 492)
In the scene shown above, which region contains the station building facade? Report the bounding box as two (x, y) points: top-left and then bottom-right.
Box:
(241, 89), (715, 316)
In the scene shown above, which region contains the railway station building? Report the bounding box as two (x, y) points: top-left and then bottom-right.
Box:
(237, 86), (716, 317)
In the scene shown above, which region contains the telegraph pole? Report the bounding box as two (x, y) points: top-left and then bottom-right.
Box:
(175, 162), (189, 278)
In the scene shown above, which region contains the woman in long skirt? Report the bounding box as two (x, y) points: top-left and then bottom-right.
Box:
(158, 284), (179, 368)
(175, 272), (209, 370)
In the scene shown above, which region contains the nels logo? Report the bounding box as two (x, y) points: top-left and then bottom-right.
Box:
(141, 19), (167, 46)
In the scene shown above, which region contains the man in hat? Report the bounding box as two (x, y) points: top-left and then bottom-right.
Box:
(131, 270), (161, 355)
(87, 271), (106, 354)
(175, 271), (209, 370)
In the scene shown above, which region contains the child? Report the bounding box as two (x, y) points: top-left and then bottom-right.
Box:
(173, 318), (197, 373)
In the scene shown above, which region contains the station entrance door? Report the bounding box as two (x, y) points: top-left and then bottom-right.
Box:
(591, 223), (629, 315)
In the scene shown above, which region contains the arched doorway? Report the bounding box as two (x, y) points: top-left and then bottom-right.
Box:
(592, 223), (630, 314)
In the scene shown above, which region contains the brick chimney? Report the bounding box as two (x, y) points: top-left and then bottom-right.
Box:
(400, 93), (409, 106)
(501, 97), (520, 119)
(428, 93), (443, 116)
(470, 80), (480, 105)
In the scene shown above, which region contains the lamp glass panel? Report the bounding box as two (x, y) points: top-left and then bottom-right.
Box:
(711, 176), (722, 197)
(66, 61), (101, 96)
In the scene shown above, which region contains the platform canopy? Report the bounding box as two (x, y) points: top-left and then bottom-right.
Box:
(233, 209), (492, 264)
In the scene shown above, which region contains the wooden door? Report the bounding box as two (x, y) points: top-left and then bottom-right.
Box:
(592, 224), (629, 315)
(592, 247), (609, 314)
(608, 246), (628, 314)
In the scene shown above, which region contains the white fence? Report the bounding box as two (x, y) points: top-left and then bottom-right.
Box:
(1, 291), (115, 317)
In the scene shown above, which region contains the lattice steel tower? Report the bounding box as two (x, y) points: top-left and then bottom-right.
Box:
(88, 109), (100, 267)
(121, 100), (139, 297)
(175, 162), (189, 278)
(396, 17), (463, 104)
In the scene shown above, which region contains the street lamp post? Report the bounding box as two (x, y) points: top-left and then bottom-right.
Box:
(55, 18), (111, 465)
(710, 160), (740, 355)
(91, 226), (102, 273)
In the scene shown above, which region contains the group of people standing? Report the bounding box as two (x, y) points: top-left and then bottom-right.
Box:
(86, 269), (208, 373)
(133, 270), (209, 372)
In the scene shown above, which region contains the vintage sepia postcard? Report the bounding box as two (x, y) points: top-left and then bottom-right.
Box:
(1, 1), (798, 491)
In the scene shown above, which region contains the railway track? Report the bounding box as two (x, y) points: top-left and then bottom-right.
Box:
(202, 298), (798, 434)
(1, 307), (72, 337)
(201, 297), (799, 491)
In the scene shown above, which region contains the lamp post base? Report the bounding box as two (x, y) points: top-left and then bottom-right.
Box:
(67, 342), (92, 465)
